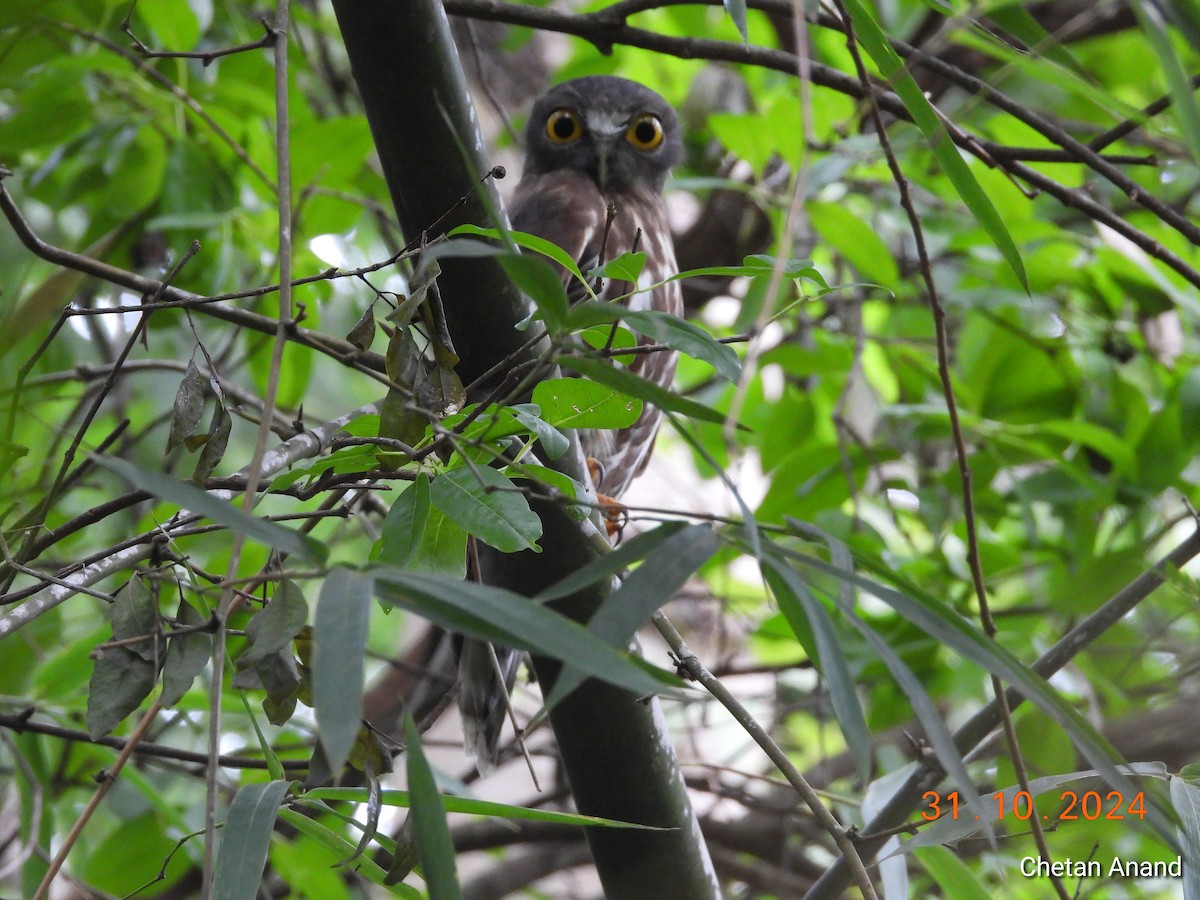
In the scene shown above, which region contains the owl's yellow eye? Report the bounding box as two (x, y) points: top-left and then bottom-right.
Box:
(546, 108), (583, 143)
(626, 114), (664, 151)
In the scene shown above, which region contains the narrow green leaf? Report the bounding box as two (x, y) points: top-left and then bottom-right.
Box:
(839, 0), (1028, 289)
(306, 787), (671, 829)
(533, 377), (643, 430)
(723, 0), (748, 40)
(987, 3), (1087, 75)
(559, 354), (728, 425)
(1136, 0), (1200, 167)
(536, 520), (690, 602)
(672, 254), (825, 284)
(787, 546), (1156, 814)
(93, 455), (327, 564)
(547, 524), (722, 707)
(313, 568), (374, 775)
(213, 780), (292, 900)
(448, 223), (587, 285)
(276, 807), (415, 894)
(913, 846), (991, 900)
(192, 399), (232, 484)
(1170, 775), (1200, 899)
(403, 715), (461, 900)
(378, 474), (431, 568)
(568, 303), (742, 382)
(763, 560), (873, 782)
(429, 466), (542, 553)
(510, 404), (570, 459)
(371, 569), (677, 699)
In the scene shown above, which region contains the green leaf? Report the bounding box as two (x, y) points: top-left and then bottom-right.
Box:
(161, 597), (211, 708)
(510, 404), (570, 459)
(406, 506), (468, 579)
(913, 846), (991, 900)
(787, 547), (1155, 811)
(806, 200), (899, 288)
(111, 575), (161, 663)
(213, 780), (292, 900)
(1136, 1), (1200, 168)
(276, 807), (417, 895)
(559, 354), (729, 425)
(673, 254), (825, 284)
(371, 569), (677, 699)
(594, 251), (646, 284)
(547, 524), (722, 707)
(533, 377), (643, 430)
(536, 521), (691, 602)
(723, 0), (748, 40)
(442, 403), (568, 459)
(346, 303), (377, 351)
(93, 455), (327, 564)
(838, 0), (1028, 290)
(403, 715), (461, 900)
(763, 560), (873, 782)
(448, 224), (588, 285)
(497, 253), (570, 335)
(568, 302), (742, 382)
(241, 580), (308, 665)
(1170, 775), (1200, 899)
(85, 647), (155, 739)
(306, 787), (670, 829)
(428, 466), (542, 553)
(313, 568), (374, 775)
(378, 474), (431, 568)
(166, 359), (207, 454)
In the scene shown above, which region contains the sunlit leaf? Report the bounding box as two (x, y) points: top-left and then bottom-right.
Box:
(533, 377), (643, 430)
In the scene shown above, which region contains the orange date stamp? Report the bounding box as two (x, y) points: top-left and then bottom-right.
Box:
(920, 789), (1147, 822)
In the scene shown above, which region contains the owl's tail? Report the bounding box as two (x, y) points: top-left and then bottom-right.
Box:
(457, 638), (521, 774)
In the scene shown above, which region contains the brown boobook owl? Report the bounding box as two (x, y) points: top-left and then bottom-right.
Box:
(510, 74), (683, 498)
(460, 76), (683, 767)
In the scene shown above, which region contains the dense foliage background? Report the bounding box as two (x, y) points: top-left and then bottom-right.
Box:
(3, 0), (1200, 897)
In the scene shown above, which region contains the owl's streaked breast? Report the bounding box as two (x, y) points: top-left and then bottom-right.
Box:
(508, 77), (682, 500)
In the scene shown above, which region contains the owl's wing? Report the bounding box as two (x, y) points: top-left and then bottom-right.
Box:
(510, 170), (609, 300)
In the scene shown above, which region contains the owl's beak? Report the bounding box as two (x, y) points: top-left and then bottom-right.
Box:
(586, 115), (624, 192)
(596, 145), (611, 192)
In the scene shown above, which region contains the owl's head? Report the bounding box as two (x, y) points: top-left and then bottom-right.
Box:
(522, 76), (682, 194)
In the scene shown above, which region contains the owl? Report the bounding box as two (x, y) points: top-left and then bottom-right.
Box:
(459, 77), (684, 768)
(509, 75), (684, 499)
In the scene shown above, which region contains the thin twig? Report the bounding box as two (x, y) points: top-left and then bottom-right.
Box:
(32, 700), (162, 900)
(203, 4), (292, 891)
(653, 611), (879, 900)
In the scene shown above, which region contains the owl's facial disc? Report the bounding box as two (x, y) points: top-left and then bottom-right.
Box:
(524, 76), (681, 192)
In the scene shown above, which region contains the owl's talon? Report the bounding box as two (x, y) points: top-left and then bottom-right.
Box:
(585, 457), (625, 537)
(597, 492), (627, 538)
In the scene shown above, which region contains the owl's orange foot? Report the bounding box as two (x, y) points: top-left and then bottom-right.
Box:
(587, 457), (627, 538)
